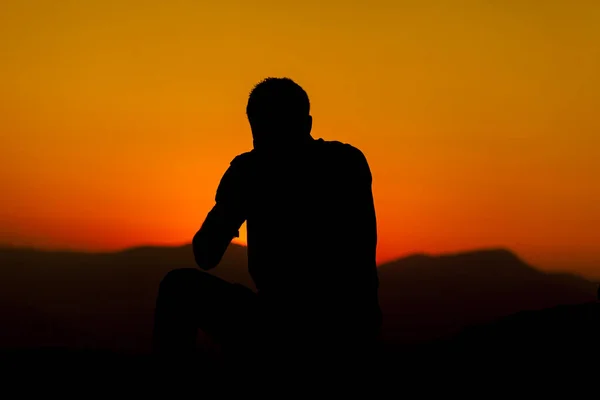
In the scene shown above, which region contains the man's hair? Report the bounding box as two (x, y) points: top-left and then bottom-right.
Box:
(246, 77), (310, 126)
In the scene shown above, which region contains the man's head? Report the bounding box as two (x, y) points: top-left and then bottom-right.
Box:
(246, 77), (312, 149)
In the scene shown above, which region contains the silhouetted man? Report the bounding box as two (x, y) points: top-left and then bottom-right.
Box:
(153, 77), (381, 370)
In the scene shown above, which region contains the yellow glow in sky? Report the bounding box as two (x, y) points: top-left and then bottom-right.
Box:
(1, 1), (599, 278)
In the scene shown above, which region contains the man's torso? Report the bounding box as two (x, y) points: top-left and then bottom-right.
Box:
(219, 138), (380, 329)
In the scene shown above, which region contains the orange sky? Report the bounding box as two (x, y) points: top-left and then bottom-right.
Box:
(1, 1), (599, 279)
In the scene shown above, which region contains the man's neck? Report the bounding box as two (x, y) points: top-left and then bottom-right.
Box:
(253, 134), (315, 152)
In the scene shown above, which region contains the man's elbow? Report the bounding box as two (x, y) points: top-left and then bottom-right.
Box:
(195, 256), (218, 271)
(192, 232), (223, 271)
(193, 247), (219, 270)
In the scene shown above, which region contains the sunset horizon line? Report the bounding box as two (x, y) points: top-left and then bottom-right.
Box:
(0, 239), (576, 267)
(3, 239), (598, 283)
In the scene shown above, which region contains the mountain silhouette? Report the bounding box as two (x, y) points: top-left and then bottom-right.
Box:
(0, 243), (249, 352)
(378, 248), (596, 346)
(0, 244), (596, 354)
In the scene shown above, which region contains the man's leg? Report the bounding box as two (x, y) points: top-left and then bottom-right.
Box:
(152, 268), (258, 358)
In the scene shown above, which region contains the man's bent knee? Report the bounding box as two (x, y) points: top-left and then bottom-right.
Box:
(157, 268), (205, 300)
(160, 268), (201, 287)
(158, 268), (226, 302)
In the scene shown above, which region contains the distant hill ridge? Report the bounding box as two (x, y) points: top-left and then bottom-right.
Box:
(0, 243), (596, 353)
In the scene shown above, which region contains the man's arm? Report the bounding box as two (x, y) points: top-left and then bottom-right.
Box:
(347, 146), (377, 261)
(192, 157), (247, 270)
(344, 146), (378, 290)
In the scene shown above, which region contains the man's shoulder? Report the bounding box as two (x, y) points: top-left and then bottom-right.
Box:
(230, 150), (255, 165)
(315, 139), (369, 164)
(218, 151), (255, 185)
(215, 151), (256, 201)
(227, 141), (369, 168)
(226, 151), (259, 174)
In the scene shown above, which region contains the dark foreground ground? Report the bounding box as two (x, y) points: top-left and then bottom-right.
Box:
(1, 302), (597, 394)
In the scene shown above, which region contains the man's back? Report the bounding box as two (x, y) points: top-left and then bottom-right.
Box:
(216, 138), (380, 331)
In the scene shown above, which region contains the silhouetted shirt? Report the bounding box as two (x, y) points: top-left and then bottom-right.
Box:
(193, 138), (380, 329)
